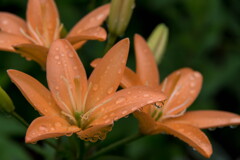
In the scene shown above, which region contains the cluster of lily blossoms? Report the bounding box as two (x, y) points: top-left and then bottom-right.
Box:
(1, 0), (240, 159)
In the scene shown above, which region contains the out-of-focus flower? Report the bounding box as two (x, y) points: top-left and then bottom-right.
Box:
(0, 86), (15, 113)
(7, 38), (166, 143)
(147, 24), (168, 64)
(0, 0), (110, 68)
(110, 34), (240, 158)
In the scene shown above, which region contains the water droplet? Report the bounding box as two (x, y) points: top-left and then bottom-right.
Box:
(55, 47), (59, 51)
(121, 110), (127, 115)
(50, 127), (55, 131)
(104, 119), (111, 123)
(96, 14), (104, 20)
(190, 90), (195, 94)
(194, 72), (201, 78)
(39, 125), (48, 132)
(55, 122), (62, 127)
(115, 97), (126, 104)
(131, 107), (137, 111)
(230, 125), (237, 129)
(2, 20), (8, 25)
(107, 87), (114, 94)
(57, 62), (61, 65)
(190, 82), (196, 87)
(73, 66), (78, 70)
(66, 132), (73, 137)
(54, 55), (59, 60)
(61, 53), (65, 57)
(93, 84), (98, 91)
(68, 53), (73, 58)
(55, 86), (59, 90)
(143, 94), (149, 97)
(118, 69), (122, 74)
(208, 127), (216, 131)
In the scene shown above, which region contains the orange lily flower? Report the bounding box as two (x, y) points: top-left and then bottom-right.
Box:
(92, 34), (240, 158)
(0, 0), (110, 68)
(7, 38), (166, 143)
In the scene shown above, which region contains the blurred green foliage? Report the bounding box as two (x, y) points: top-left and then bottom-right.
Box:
(0, 0), (240, 159)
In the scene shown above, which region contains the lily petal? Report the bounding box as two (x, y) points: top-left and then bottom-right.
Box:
(13, 43), (48, 69)
(133, 111), (157, 135)
(26, 116), (80, 143)
(27, 0), (60, 46)
(77, 124), (112, 142)
(161, 68), (202, 117)
(86, 86), (166, 126)
(90, 58), (141, 88)
(67, 4), (110, 37)
(7, 70), (61, 116)
(85, 38), (130, 111)
(0, 32), (31, 52)
(172, 110), (240, 129)
(47, 39), (87, 114)
(155, 122), (212, 158)
(0, 12), (27, 35)
(67, 27), (106, 45)
(134, 34), (159, 87)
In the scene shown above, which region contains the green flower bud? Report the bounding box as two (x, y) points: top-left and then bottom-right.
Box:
(0, 86), (15, 113)
(108, 0), (135, 36)
(147, 24), (169, 64)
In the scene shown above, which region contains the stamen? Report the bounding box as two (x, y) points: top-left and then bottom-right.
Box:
(27, 23), (44, 46)
(81, 82), (92, 112)
(61, 76), (77, 112)
(56, 92), (72, 115)
(82, 98), (112, 120)
(53, 19), (62, 40)
(164, 109), (186, 119)
(20, 28), (39, 44)
(163, 84), (182, 113)
(166, 98), (190, 115)
(74, 76), (82, 112)
(155, 111), (163, 121)
(161, 78), (168, 92)
(61, 111), (76, 124)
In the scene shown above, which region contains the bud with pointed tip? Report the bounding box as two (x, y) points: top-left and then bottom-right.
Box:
(108, 0), (135, 36)
(147, 24), (169, 64)
(0, 86), (15, 113)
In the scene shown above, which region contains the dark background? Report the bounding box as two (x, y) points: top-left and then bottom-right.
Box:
(0, 0), (240, 159)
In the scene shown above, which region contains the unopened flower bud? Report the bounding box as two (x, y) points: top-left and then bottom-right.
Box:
(0, 86), (15, 113)
(108, 0), (135, 36)
(147, 24), (168, 64)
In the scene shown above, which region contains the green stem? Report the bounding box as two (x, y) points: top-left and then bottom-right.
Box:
(12, 111), (29, 127)
(88, 132), (144, 159)
(104, 32), (118, 54)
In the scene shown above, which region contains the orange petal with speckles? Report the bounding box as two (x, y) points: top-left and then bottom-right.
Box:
(67, 27), (106, 45)
(0, 12), (27, 35)
(13, 43), (48, 69)
(47, 39), (87, 114)
(86, 86), (166, 126)
(7, 70), (61, 116)
(26, 116), (80, 143)
(67, 4), (110, 37)
(0, 32), (31, 52)
(77, 124), (112, 142)
(161, 68), (202, 117)
(85, 38), (130, 111)
(91, 58), (141, 88)
(155, 122), (212, 158)
(172, 110), (240, 129)
(27, 0), (60, 44)
(134, 34), (159, 87)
